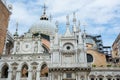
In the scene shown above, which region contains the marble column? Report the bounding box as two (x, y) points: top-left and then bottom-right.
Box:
(8, 70), (12, 80)
(16, 70), (21, 80)
(60, 73), (62, 80)
(28, 70), (32, 80)
(36, 70), (40, 80)
(85, 74), (88, 80)
(78, 73), (80, 80)
(76, 73), (78, 80)
(49, 73), (52, 80)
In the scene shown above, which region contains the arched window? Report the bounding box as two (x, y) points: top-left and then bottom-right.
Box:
(21, 64), (28, 77)
(40, 64), (48, 77)
(1, 65), (9, 78)
(87, 54), (93, 63)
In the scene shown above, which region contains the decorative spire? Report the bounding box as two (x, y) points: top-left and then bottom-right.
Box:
(40, 3), (48, 20)
(14, 22), (19, 37)
(55, 21), (59, 32)
(65, 15), (72, 36)
(43, 3), (47, 15)
(66, 15), (70, 26)
(73, 12), (76, 24)
(78, 20), (81, 32)
(83, 24), (87, 39)
(72, 12), (77, 33)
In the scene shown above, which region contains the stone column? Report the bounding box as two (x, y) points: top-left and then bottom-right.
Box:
(60, 73), (62, 80)
(8, 69), (12, 80)
(76, 73), (78, 80)
(85, 75), (88, 80)
(78, 73), (80, 80)
(36, 70), (40, 80)
(49, 73), (52, 80)
(103, 76), (106, 80)
(28, 70), (32, 80)
(16, 70), (21, 80)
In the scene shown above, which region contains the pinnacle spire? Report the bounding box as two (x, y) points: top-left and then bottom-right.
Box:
(66, 15), (70, 26)
(43, 3), (47, 15)
(73, 12), (76, 24)
(65, 15), (72, 36)
(14, 22), (19, 37)
(40, 3), (48, 20)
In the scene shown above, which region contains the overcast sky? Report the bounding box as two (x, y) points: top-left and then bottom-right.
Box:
(6, 0), (120, 46)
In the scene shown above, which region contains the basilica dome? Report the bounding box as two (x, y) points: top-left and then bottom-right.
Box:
(29, 5), (56, 36)
(29, 20), (56, 35)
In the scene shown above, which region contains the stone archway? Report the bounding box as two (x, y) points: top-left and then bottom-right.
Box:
(1, 64), (9, 78)
(21, 64), (28, 77)
(40, 64), (48, 77)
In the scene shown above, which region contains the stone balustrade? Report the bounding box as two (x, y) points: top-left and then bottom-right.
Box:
(40, 77), (49, 80)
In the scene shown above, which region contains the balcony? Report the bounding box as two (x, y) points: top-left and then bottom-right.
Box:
(20, 78), (28, 80)
(49, 63), (89, 68)
(40, 77), (49, 80)
(61, 50), (76, 54)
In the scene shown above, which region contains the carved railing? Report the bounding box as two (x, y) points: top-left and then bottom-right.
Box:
(40, 77), (49, 80)
(49, 63), (89, 68)
(20, 78), (27, 80)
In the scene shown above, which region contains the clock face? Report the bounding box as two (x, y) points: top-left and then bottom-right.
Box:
(22, 43), (31, 52)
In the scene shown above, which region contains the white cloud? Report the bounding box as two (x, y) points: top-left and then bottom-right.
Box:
(7, 0), (120, 46)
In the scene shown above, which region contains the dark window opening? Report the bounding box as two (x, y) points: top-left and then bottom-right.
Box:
(21, 64), (28, 77)
(66, 46), (70, 50)
(87, 54), (93, 63)
(91, 78), (94, 80)
(40, 64), (48, 77)
(66, 73), (72, 78)
(1, 65), (9, 78)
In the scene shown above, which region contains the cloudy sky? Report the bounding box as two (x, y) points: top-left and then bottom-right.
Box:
(6, 0), (120, 46)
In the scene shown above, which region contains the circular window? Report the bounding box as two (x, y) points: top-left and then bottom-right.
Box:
(66, 46), (70, 50)
(87, 54), (93, 63)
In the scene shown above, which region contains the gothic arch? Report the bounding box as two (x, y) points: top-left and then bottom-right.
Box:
(40, 62), (48, 77)
(1, 63), (9, 78)
(21, 63), (29, 77)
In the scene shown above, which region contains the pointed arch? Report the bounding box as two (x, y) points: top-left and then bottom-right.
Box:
(21, 63), (28, 77)
(1, 63), (9, 78)
(40, 62), (48, 77)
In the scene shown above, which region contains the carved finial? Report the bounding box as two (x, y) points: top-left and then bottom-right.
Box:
(66, 15), (69, 25)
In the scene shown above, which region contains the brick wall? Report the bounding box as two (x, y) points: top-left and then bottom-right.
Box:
(0, 1), (10, 55)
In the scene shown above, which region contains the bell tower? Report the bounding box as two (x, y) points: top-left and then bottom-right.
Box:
(0, 0), (11, 55)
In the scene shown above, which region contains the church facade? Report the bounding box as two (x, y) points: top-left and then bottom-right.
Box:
(0, 2), (120, 80)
